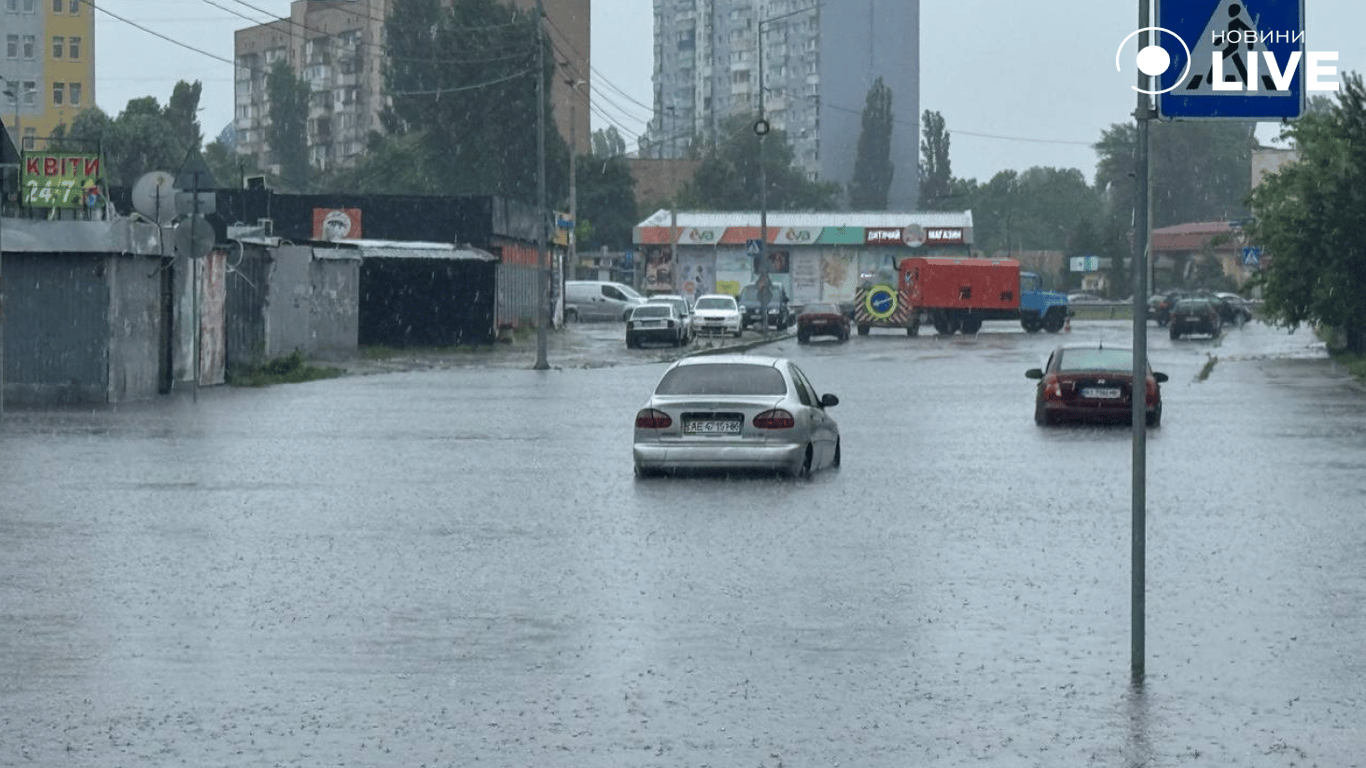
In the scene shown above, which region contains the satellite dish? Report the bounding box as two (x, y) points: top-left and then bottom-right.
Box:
(131, 171), (179, 225)
(173, 214), (215, 259)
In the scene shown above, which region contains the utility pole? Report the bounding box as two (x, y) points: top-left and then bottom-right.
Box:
(533, 0), (549, 370)
(755, 6), (815, 333)
(564, 75), (585, 302)
(668, 103), (677, 293)
(1130, 0), (1154, 684)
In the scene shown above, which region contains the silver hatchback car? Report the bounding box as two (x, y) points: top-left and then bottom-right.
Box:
(633, 355), (841, 478)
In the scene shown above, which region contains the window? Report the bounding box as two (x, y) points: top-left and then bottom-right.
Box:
(69, 0), (77, 11)
(68, 36), (79, 59)
(51, 0), (59, 10)
(52, 82), (63, 105)
(6, 35), (16, 59)
(23, 34), (35, 58)
(52, 36), (63, 59)
(22, 0), (33, 11)
(69, 81), (79, 105)
(6, 0), (18, 13)
(22, 80), (35, 104)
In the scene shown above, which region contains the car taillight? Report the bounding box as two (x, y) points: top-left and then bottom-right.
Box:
(1043, 375), (1063, 401)
(1146, 379), (1159, 404)
(635, 409), (672, 429)
(753, 409), (795, 429)
(626, 321), (635, 329)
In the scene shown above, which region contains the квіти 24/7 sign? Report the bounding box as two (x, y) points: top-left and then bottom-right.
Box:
(21, 152), (104, 210)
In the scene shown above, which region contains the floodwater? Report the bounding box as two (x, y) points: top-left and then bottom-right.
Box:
(1, 318), (1362, 766)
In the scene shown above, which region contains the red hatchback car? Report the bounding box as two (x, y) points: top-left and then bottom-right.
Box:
(796, 302), (851, 343)
(1026, 344), (1168, 427)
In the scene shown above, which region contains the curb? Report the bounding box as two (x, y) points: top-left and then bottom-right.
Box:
(685, 331), (796, 358)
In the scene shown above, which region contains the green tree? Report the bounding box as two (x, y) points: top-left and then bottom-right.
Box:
(573, 153), (636, 251)
(848, 78), (894, 210)
(968, 166), (1100, 256)
(266, 60), (312, 192)
(591, 126), (627, 158)
(677, 114), (839, 210)
(165, 81), (204, 154)
(48, 91), (198, 187)
(374, 0), (568, 205)
(1093, 119), (1256, 229)
(918, 109), (953, 210)
(1246, 72), (1366, 351)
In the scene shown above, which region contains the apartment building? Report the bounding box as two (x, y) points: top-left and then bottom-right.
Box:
(233, 0), (589, 178)
(648, 0), (919, 210)
(2, 0), (96, 150)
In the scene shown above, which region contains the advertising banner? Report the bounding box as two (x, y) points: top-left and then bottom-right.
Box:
(20, 152), (104, 210)
(314, 208), (363, 240)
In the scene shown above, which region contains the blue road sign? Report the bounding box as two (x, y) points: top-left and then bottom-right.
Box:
(747, 238), (763, 256)
(1242, 246), (1262, 266)
(1156, 0), (1305, 120)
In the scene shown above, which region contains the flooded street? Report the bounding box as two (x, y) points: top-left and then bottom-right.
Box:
(2, 319), (1363, 766)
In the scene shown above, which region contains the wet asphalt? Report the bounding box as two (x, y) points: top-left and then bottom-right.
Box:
(1, 317), (1363, 767)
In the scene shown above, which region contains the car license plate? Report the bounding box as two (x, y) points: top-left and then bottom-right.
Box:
(640, 320), (662, 327)
(1081, 387), (1122, 399)
(684, 418), (741, 435)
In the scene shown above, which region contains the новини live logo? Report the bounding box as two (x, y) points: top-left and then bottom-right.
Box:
(1117, 26), (1338, 97)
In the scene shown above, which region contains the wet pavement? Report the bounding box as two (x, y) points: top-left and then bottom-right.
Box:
(1, 317), (1363, 767)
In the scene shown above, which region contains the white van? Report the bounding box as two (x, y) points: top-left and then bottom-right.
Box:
(565, 280), (647, 321)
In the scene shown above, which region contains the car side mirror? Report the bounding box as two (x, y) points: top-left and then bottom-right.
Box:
(1153, 372), (1169, 383)
(1025, 368), (1044, 379)
(819, 393), (839, 408)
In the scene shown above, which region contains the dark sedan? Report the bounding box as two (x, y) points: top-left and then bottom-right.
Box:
(1169, 297), (1222, 339)
(1026, 344), (1168, 427)
(796, 302), (850, 343)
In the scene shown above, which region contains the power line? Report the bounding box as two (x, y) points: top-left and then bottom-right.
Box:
(85, 0), (233, 64)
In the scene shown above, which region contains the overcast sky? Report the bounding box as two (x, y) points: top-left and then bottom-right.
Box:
(95, 0), (1365, 186)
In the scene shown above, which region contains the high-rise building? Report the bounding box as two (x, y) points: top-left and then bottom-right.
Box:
(648, 0), (919, 210)
(233, 0), (589, 179)
(2, 0), (97, 151)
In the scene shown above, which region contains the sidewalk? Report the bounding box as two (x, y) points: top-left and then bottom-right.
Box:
(336, 324), (795, 376)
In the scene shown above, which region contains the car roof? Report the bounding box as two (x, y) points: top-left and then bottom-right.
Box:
(673, 354), (784, 368)
(695, 293), (736, 301)
(1053, 343), (1133, 353)
(648, 294), (685, 300)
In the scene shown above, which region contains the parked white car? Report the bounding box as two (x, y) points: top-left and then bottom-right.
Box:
(691, 294), (743, 337)
(645, 294), (694, 341)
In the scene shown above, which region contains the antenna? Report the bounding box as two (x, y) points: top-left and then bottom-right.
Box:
(131, 171), (179, 225)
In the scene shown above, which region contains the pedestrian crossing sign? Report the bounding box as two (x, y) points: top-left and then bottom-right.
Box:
(1156, 0), (1305, 120)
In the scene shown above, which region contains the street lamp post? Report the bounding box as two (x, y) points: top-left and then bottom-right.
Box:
(756, 6), (817, 334)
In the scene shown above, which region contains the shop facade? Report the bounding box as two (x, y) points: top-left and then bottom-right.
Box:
(633, 211), (975, 306)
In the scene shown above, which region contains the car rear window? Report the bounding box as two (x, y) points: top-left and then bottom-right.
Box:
(695, 297), (735, 311)
(1058, 348), (1133, 372)
(654, 363), (788, 396)
(632, 305), (671, 319)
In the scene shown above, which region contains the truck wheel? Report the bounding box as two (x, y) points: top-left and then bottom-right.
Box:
(1043, 310), (1066, 333)
(1021, 315), (1043, 333)
(960, 316), (983, 335)
(906, 319), (919, 337)
(857, 324), (870, 336)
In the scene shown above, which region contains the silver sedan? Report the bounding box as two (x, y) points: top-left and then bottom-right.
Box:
(633, 354), (841, 478)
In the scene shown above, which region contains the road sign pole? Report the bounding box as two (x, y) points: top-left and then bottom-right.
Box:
(1131, 0), (1154, 685)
